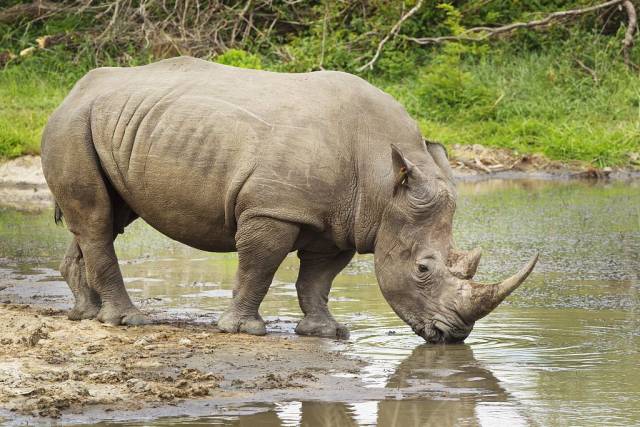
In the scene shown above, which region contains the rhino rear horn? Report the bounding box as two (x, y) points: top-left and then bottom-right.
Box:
(449, 247), (482, 279)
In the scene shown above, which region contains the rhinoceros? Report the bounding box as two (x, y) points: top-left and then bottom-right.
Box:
(41, 56), (537, 342)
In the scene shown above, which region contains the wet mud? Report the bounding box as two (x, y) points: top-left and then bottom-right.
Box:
(0, 273), (364, 424)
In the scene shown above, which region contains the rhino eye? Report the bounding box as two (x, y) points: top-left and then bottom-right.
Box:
(417, 263), (430, 273)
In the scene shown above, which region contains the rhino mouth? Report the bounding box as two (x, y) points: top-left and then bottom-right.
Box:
(419, 319), (472, 344)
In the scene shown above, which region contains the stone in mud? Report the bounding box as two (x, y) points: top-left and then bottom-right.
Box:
(133, 337), (150, 347)
(179, 368), (222, 382)
(87, 370), (129, 384)
(250, 373), (305, 390)
(32, 370), (69, 382)
(126, 378), (150, 393)
(85, 343), (104, 354)
(18, 384), (91, 419)
(20, 324), (48, 347)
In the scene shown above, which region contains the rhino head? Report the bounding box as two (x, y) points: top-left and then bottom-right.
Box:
(373, 142), (538, 343)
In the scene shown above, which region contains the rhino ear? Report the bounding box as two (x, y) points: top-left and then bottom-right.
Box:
(391, 144), (414, 194)
(391, 144), (412, 174)
(391, 144), (427, 195)
(425, 140), (448, 159)
(425, 140), (454, 183)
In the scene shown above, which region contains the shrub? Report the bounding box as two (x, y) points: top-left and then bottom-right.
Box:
(215, 49), (263, 70)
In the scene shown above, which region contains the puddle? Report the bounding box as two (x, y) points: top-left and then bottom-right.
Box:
(0, 179), (639, 426)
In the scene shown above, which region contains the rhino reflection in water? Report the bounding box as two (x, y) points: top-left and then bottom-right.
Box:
(303, 345), (524, 426)
(41, 56), (537, 342)
(229, 345), (524, 426)
(376, 345), (515, 426)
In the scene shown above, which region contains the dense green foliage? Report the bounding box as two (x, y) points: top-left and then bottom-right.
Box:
(0, 0), (638, 165)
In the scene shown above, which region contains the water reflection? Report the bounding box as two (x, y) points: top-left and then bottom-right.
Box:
(377, 344), (522, 427)
(386, 344), (505, 394)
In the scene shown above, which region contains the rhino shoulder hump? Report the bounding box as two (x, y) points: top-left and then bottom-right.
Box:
(138, 56), (213, 72)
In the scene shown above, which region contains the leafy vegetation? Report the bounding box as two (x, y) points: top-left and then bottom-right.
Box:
(0, 0), (638, 166)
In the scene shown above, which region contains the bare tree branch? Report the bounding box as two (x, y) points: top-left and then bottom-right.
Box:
(408, 0), (628, 44)
(575, 59), (599, 83)
(318, 3), (328, 70)
(357, 0), (423, 72)
(622, 0), (637, 67)
(0, 0), (61, 24)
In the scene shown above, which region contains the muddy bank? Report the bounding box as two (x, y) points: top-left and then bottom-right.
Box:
(0, 269), (364, 425)
(0, 155), (51, 211)
(1, 150), (638, 211)
(449, 144), (640, 180)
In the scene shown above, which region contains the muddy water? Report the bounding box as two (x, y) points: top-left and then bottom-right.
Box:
(1, 179), (639, 426)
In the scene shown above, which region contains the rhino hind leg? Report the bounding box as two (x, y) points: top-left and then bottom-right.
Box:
(47, 150), (147, 326)
(90, 243), (148, 327)
(294, 249), (354, 339)
(217, 216), (300, 336)
(60, 238), (101, 320)
(88, 202), (145, 326)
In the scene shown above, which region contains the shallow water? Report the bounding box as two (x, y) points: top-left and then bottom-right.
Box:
(1, 179), (639, 426)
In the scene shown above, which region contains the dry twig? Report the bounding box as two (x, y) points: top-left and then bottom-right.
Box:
(408, 0), (638, 68)
(575, 59), (599, 83)
(0, 0), (60, 24)
(621, 0), (637, 67)
(408, 0), (628, 44)
(357, 0), (423, 72)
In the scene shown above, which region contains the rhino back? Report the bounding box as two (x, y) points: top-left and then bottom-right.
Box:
(60, 57), (422, 251)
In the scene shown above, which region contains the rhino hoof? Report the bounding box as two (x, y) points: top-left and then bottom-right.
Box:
(295, 316), (350, 340)
(121, 311), (151, 326)
(217, 311), (266, 336)
(67, 302), (100, 321)
(96, 305), (150, 326)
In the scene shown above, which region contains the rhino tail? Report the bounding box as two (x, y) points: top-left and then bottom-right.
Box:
(54, 201), (63, 225)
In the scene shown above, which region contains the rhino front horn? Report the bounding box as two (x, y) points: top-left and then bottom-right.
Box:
(463, 252), (539, 322)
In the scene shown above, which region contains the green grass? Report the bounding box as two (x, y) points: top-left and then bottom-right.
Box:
(1, 40), (639, 166)
(0, 53), (86, 157)
(380, 48), (640, 167)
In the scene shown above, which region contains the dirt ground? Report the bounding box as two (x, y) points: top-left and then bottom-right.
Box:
(0, 155), (51, 211)
(0, 272), (365, 424)
(448, 144), (638, 178)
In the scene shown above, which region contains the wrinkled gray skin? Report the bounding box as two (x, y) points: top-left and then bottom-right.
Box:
(41, 57), (537, 343)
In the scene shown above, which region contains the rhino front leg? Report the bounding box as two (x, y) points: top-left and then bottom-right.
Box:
(295, 249), (354, 339)
(60, 238), (102, 320)
(217, 216), (300, 336)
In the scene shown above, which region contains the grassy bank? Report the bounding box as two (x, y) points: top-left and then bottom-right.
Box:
(398, 51), (640, 167)
(1, 1), (638, 166)
(0, 55), (74, 157)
